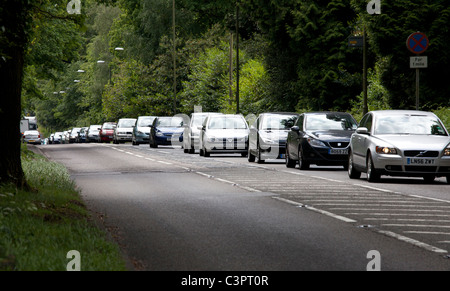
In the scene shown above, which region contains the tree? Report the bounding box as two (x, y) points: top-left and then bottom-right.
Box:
(0, 0), (82, 188)
(0, 0), (33, 187)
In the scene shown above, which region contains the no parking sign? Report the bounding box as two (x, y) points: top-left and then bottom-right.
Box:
(406, 32), (429, 55)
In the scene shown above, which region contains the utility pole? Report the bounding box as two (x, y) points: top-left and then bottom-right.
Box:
(235, 1), (240, 114)
(363, 28), (368, 115)
(172, 0), (177, 114)
(229, 33), (233, 105)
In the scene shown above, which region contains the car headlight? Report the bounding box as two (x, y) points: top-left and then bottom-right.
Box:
(376, 146), (397, 154)
(307, 137), (327, 148)
(207, 137), (218, 143)
(444, 144), (450, 156)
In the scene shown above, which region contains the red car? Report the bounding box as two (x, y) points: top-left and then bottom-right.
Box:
(99, 122), (117, 143)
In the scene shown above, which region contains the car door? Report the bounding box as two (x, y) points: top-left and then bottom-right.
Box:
(352, 113), (373, 168)
(248, 115), (260, 155)
(288, 114), (304, 159)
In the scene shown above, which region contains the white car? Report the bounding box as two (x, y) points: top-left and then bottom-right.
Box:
(348, 110), (450, 183)
(199, 114), (249, 157)
(183, 112), (222, 154)
(22, 130), (42, 145)
(113, 118), (137, 144)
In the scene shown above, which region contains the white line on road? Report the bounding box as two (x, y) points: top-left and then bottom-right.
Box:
(376, 230), (448, 254)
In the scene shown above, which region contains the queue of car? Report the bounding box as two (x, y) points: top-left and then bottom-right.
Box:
(42, 109), (450, 184)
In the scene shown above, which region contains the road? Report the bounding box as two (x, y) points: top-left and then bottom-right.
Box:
(35, 143), (450, 271)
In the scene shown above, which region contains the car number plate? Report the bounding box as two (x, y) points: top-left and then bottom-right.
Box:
(407, 158), (435, 165)
(329, 149), (348, 155)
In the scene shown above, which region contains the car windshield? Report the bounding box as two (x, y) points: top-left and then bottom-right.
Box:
(261, 115), (297, 130)
(375, 114), (448, 135)
(305, 114), (357, 131)
(192, 115), (208, 127)
(118, 120), (136, 127)
(157, 117), (183, 127)
(208, 116), (248, 129)
(138, 117), (155, 127)
(103, 123), (115, 129)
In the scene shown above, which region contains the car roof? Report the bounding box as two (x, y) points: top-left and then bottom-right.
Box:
(302, 111), (352, 115)
(259, 112), (298, 116)
(369, 110), (437, 116)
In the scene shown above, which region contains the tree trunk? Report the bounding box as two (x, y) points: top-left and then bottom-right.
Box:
(0, 1), (32, 189)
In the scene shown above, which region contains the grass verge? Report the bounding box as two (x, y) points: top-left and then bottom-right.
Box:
(0, 145), (127, 271)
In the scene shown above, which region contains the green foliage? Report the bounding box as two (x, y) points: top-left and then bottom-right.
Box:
(352, 0), (450, 110)
(350, 57), (391, 122)
(0, 146), (126, 270)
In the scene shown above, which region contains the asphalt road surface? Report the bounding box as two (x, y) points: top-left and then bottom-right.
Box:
(35, 143), (450, 271)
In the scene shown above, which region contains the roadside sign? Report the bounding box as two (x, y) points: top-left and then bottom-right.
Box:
(348, 36), (363, 48)
(410, 56), (428, 69)
(406, 32), (429, 55)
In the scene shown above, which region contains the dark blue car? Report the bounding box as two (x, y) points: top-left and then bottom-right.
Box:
(150, 116), (184, 148)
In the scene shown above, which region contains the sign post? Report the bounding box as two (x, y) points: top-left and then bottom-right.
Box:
(406, 32), (429, 110)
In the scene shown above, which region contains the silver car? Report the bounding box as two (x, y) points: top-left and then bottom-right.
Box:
(348, 110), (450, 183)
(248, 112), (298, 163)
(199, 114), (249, 157)
(183, 112), (222, 154)
(22, 130), (41, 145)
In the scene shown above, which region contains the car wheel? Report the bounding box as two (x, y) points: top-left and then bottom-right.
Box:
(446, 175), (450, 184)
(298, 147), (310, 170)
(366, 154), (380, 182)
(248, 149), (256, 162)
(257, 149), (265, 164)
(348, 151), (361, 179)
(423, 175), (435, 183)
(204, 147), (210, 157)
(285, 147), (296, 168)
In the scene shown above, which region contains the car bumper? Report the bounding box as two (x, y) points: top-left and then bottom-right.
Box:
(87, 135), (100, 142)
(115, 134), (133, 141)
(373, 154), (450, 177)
(204, 139), (248, 153)
(155, 135), (183, 145)
(259, 140), (287, 159)
(100, 135), (113, 142)
(303, 144), (349, 165)
(134, 133), (150, 143)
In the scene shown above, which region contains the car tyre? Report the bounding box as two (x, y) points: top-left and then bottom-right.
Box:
(285, 148), (296, 168)
(423, 175), (435, 183)
(204, 148), (210, 157)
(446, 175), (450, 184)
(257, 149), (265, 164)
(298, 147), (310, 170)
(248, 149), (256, 162)
(366, 154), (380, 182)
(348, 151), (361, 179)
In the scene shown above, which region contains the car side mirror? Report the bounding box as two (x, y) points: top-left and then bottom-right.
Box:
(356, 127), (369, 135)
(291, 126), (300, 132)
